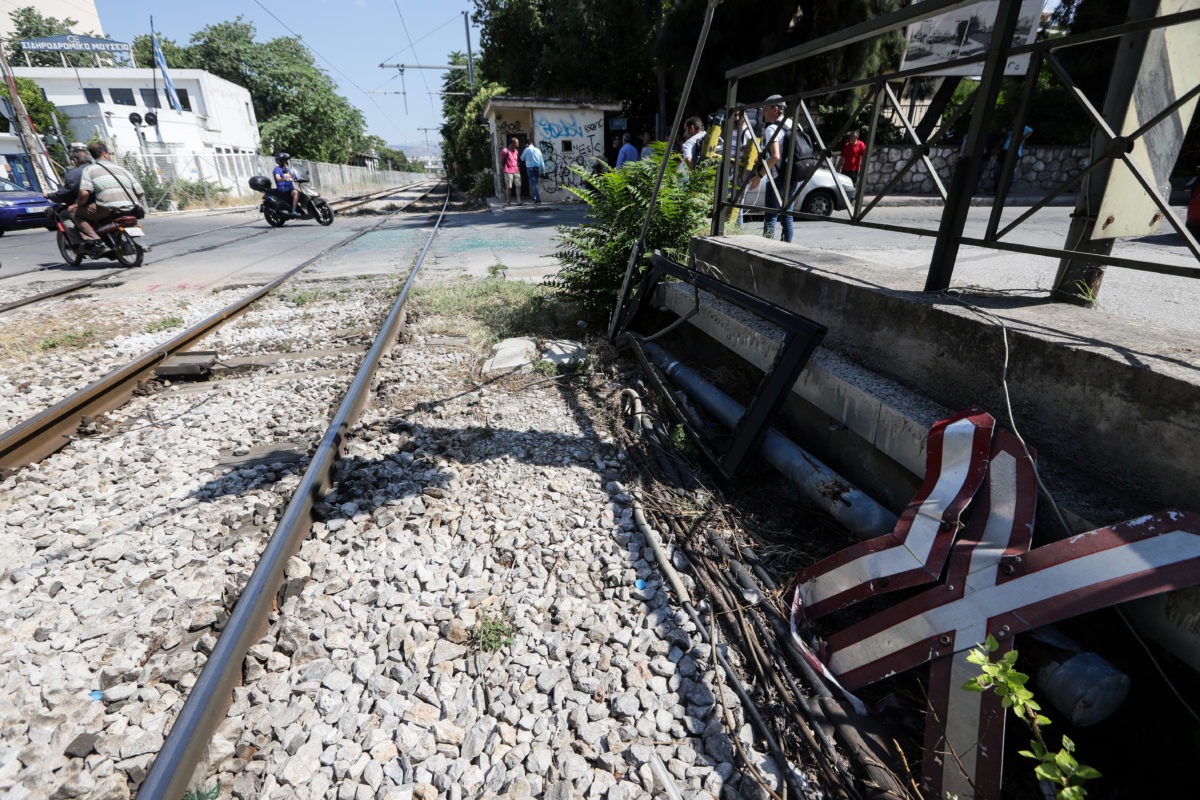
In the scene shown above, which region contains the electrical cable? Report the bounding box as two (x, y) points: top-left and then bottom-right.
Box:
(250, 0), (409, 140)
(392, 0), (437, 116)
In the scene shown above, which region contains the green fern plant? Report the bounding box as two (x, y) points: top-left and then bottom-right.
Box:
(547, 143), (716, 313)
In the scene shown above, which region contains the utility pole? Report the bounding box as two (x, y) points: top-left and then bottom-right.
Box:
(417, 127), (439, 158)
(463, 11), (475, 92)
(0, 36), (57, 190)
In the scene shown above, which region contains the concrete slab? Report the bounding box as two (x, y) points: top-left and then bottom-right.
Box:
(686, 235), (1200, 518)
(542, 339), (586, 368)
(482, 337), (537, 374)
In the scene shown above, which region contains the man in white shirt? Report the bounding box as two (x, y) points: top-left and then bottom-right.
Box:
(748, 95), (794, 242)
(680, 117), (706, 170)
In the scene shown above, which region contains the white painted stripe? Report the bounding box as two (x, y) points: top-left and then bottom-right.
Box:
(831, 529), (1199, 676)
(964, 452), (1018, 593)
(943, 651), (985, 798)
(802, 417), (982, 607)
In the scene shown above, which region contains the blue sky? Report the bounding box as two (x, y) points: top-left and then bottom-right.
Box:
(94, 1), (480, 155)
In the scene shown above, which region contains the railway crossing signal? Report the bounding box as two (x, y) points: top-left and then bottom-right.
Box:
(789, 410), (1200, 799)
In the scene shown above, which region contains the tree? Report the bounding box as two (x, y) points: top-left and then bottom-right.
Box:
(4, 7), (115, 67)
(130, 33), (195, 71)
(182, 17), (367, 162)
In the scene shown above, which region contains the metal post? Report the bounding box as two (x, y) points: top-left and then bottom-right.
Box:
(1051, 0), (1157, 305)
(462, 11), (475, 92)
(194, 155), (213, 209)
(925, 0), (1022, 292)
(0, 36), (57, 191)
(713, 79), (737, 236)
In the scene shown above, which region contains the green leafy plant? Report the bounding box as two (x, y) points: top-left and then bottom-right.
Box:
(963, 635), (1101, 799)
(473, 612), (515, 652)
(287, 289), (327, 306)
(39, 330), (95, 350)
(181, 781), (220, 800)
(145, 316), (184, 333)
(549, 144), (716, 314)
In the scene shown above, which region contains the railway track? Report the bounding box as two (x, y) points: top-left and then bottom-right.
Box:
(138, 183), (451, 800)
(0, 181), (434, 314)
(0, 181), (443, 469)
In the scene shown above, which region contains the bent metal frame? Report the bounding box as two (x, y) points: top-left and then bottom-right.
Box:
(713, 0), (1200, 296)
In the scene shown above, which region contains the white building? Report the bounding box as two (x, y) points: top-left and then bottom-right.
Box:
(0, 0), (104, 39)
(13, 67), (261, 156)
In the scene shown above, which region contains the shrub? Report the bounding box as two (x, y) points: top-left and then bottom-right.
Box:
(548, 144), (715, 314)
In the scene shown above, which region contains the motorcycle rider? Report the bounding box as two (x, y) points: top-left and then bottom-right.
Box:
(273, 152), (301, 216)
(44, 143), (92, 246)
(75, 141), (144, 253)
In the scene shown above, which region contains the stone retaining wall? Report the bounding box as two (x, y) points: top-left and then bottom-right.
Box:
(861, 144), (1090, 195)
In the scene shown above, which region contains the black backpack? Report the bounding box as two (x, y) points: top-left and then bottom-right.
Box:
(761, 122), (818, 183)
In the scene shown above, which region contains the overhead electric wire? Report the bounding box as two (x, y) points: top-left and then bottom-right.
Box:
(250, 0), (409, 141)
(392, 0), (437, 115)
(378, 11), (462, 64)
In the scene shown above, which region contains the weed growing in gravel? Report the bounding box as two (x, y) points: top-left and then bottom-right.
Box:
(176, 299), (190, 309)
(181, 781), (220, 800)
(288, 288), (327, 306)
(532, 357), (557, 376)
(474, 612), (515, 652)
(39, 330), (95, 350)
(145, 316), (184, 333)
(248, 301), (263, 311)
(413, 276), (558, 346)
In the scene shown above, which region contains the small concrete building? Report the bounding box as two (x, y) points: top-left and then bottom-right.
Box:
(13, 67), (261, 156)
(482, 96), (621, 203)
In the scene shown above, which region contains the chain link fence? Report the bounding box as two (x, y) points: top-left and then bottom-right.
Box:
(114, 151), (427, 212)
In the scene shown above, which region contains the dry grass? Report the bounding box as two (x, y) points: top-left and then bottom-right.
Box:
(0, 312), (127, 364)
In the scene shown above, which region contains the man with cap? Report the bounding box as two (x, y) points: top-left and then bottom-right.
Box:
(748, 94), (795, 243)
(45, 143), (93, 247)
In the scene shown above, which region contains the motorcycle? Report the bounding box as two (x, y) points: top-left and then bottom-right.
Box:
(51, 204), (148, 268)
(249, 175), (335, 227)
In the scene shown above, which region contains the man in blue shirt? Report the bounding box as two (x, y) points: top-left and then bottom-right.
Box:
(273, 152), (300, 216)
(521, 141), (545, 204)
(615, 133), (639, 168)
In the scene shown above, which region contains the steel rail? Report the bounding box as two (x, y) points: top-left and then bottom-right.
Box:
(138, 183), (452, 800)
(0, 182), (442, 469)
(0, 270), (125, 314)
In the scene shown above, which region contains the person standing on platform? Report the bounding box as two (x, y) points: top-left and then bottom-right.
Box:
(840, 130), (866, 184)
(521, 140), (545, 204)
(500, 137), (522, 205)
(748, 95), (794, 242)
(615, 133), (639, 168)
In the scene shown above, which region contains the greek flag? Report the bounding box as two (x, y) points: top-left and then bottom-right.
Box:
(153, 31), (183, 114)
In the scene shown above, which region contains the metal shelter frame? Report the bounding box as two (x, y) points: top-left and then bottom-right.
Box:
(713, 0), (1200, 291)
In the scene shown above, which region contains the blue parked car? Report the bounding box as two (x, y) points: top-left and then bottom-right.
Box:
(0, 176), (55, 235)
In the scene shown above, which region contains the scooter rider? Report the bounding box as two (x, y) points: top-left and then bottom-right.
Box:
(273, 153), (301, 217)
(44, 143), (92, 245)
(75, 141), (144, 253)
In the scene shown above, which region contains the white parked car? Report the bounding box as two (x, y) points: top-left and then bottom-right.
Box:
(739, 166), (857, 218)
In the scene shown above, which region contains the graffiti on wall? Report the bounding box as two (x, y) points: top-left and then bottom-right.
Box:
(532, 112), (606, 197)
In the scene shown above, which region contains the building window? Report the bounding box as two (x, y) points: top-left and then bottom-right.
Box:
(83, 88), (103, 104)
(246, 102), (252, 123)
(139, 88), (161, 108)
(110, 88), (135, 106)
(175, 88), (192, 112)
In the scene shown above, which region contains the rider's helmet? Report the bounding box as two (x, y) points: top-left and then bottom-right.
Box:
(274, 152), (290, 164)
